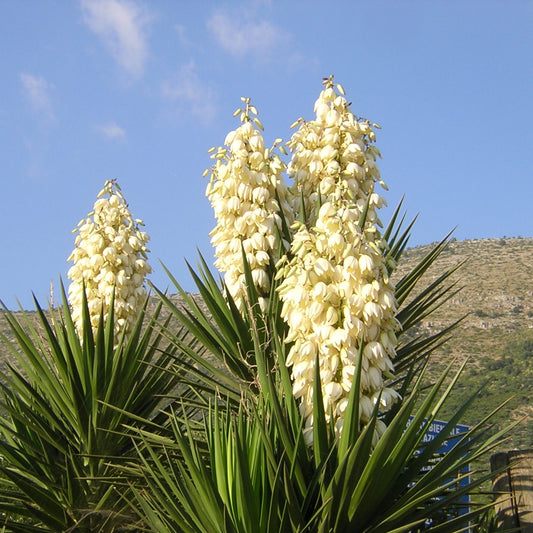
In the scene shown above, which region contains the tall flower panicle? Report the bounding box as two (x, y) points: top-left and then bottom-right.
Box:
(206, 97), (292, 311)
(67, 180), (151, 339)
(277, 78), (400, 445)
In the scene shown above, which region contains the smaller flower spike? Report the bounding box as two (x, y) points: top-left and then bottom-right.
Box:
(67, 180), (151, 339)
(206, 99), (292, 312)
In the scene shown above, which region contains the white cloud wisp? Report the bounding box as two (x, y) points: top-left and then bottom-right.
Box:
(161, 62), (216, 124)
(97, 122), (126, 140)
(81, 0), (151, 78)
(207, 11), (288, 61)
(20, 73), (55, 119)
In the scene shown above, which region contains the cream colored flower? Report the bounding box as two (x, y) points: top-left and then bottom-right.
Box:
(278, 77), (400, 445)
(206, 98), (292, 311)
(67, 180), (151, 339)
(287, 76), (387, 229)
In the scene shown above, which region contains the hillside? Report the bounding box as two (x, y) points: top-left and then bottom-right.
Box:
(394, 236), (533, 448)
(1, 237), (532, 448)
(396, 237), (533, 353)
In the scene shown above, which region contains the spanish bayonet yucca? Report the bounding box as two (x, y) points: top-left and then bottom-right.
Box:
(129, 78), (512, 532)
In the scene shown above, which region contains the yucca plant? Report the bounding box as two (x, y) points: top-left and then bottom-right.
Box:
(0, 77), (513, 533)
(128, 220), (512, 532)
(0, 285), (185, 532)
(124, 77), (513, 532)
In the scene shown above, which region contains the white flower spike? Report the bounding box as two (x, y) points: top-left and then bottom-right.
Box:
(206, 99), (292, 312)
(278, 77), (400, 445)
(67, 179), (151, 339)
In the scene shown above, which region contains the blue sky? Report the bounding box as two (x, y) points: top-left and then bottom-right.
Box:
(1, 0), (532, 309)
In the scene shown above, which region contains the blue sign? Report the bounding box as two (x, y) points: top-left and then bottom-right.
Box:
(420, 419), (470, 454)
(408, 418), (471, 527)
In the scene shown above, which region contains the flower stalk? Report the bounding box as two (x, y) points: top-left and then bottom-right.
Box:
(67, 179), (151, 339)
(278, 77), (400, 444)
(206, 98), (292, 312)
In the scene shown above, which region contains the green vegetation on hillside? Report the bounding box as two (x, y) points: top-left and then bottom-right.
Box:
(395, 237), (533, 449)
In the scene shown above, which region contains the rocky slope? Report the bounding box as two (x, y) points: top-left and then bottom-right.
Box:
(394, 237), (533, 448)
